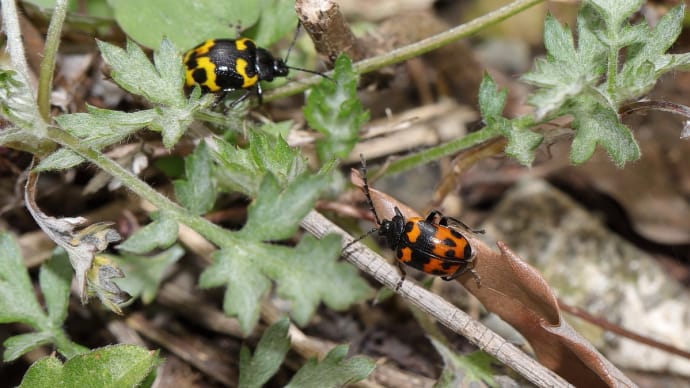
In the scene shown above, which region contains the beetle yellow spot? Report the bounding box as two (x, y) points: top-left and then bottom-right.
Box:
(235, 58), (258, 88)
(189, 57), (220, 92)
(235, 38), (253, 51)
(195, 40), (216, 56)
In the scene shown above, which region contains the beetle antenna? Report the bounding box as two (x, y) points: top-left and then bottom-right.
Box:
(286, 66), (333, 81)
(343, 226), (378, 251)
(359, 154), (382, 226)
(284, 21), (302, 63)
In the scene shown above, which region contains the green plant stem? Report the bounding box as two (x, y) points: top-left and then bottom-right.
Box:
(37, 0), (69, 122)
(47, 128), (236, 249)
(607, 45), (618, 101)
(264, 0), (545, 103)
(379, 128), (498, 177)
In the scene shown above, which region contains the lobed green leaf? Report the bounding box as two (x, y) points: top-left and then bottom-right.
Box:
(19, 345), (158, 388)
(174, 141), (217, 215)
(238, 318), (291, 388)
(304, 54), (369, 163)
(285, 345), (375, 388)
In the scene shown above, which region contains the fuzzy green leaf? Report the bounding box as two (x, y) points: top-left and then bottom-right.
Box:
(40, 251), (72, 326)
(0, 233), (45, 325)
(174, 141), (217, 215)
(3, 332), (54, 363)
(0, 69), (45, 136)
(618, 5), (688, 100)
(238, 317), (291, 388)
(56, 107), (157, 149)
(34, 148), (85, 171)
(522, 12), (606, 119)
(97, 38), (185, 106)
(1, 235), (87, 361)
(19, 345), (158, 388)
(587, 0), (643, 32)
(304, 54), (369, 162)
(285, 345), (375, 388)
(570, 97), (640, 166)
(431, 339), (498, 388)
(478, 73), (507, 120)
(479, 74), (542, 166)
(111, 245), (184, 304)
(200, 234), (370, 333)
(211, 131), (307, 196)
(238, 173), (328, 241)
(117, 212), (179, 254)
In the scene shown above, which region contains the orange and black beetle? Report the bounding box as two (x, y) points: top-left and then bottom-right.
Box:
(346, 157), (482, 290)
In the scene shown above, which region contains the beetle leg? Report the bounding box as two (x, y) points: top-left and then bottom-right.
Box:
(395, 261), (407, 291)
(443, 214), (485, 234)
(442, 263), (481, 287)
(228, 89), (252, 108)
(255, 82), (263, 105)
(426, 210), (441, 223)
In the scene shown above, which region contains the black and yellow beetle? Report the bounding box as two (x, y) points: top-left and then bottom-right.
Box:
(183, 35), (327, 106)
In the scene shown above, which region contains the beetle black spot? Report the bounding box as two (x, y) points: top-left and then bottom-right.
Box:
(441, 261), (457, 270)
(192, 68), (208, 84)
(405, 222), (414, 232)
(442, 238), (456, 247)
(463, 244), (472, 259)
(444, 249), (456, 257)
(450, 229), (465, 239)
(410, 249), (431, 264)
(186, 57), (198, 69)
(429, 269), (446, 275)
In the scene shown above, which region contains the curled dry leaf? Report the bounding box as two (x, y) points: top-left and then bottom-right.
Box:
(24, 171), (125, 311)
(350, 169), (635, 387)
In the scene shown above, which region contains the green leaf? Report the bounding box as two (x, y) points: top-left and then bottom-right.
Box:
(4, 332), (53, 362)
(246, 0), (298, 47)
(40, 251), (72, 326)
(56, 106), (157, 148)
(431, 339), (497, 388)
(111, 245), (184, 304)
(618, 5), (687, 100)
(174, 141), (217, 215)
(238, 317), (291, 388)
(19, 345), (159, 388)
(0, 68), (46, 136)
(199, 246), (272, 332)
(285, 345), (375, 388)
(275, 234), (371, 325)
(0, 233), (45, 325)
(522, 12), (606, 119)
(570, 97), (640, 166)
(110, 0), (260, 50)
(478, 74), (542, 166)
(211, 131), (307, 196)
(587, 0), (643, 31)
(117, 212), (179, 254)
(97, 38), (185, 106)
(478, 73), (506, 120)
(34, 148), (85, 171)
(200, 234), (370, 333)
(304, 54), (369, 162)
(238, 173), (328, 241)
